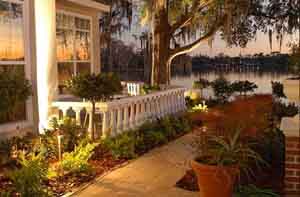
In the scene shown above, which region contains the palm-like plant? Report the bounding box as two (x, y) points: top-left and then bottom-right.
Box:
(196, 129), (265, 175)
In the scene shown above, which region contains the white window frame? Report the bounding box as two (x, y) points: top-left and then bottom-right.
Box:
(56, 10), (93, 78)
(0, 0), (34, 133)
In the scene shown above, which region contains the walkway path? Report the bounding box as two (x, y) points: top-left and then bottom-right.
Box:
(76, 133), (198, 197)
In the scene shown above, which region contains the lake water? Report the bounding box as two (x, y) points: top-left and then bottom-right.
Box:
(171, 71), (293, 97)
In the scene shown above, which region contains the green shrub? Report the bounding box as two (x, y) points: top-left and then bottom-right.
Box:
(0, 133), (35, 167)
(9, 152), (49, 197)
(231, 81), (258, 96)
(142, 129), (168, 149)
(141, 84), (160, 94)
(159, 117), (176, 139)
(61, 140), (98, 174)
(271, 81), (286, 98)
(49, 117), (88, 152)
(102, 132), (136, 159)
(0, 70), (31, 123)
(234, 184), (279, 197)
(211, 77), (234, 103)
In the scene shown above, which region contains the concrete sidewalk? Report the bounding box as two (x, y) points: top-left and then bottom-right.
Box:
(75, 133), (198, 197)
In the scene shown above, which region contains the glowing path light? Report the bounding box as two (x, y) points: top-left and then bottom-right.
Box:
(34, 0), (57, 132)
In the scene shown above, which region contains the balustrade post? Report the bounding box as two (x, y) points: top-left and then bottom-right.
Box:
(129, 104), (135, 128)
(117, 108), (123, 134)
(140, 101), (145, 123)
(88, 110), (93, 137)
(135, 102), (141, 125)
(110, 110), (117, 136)
(123, 106), (129, 131)
(61, 108), (68, 119)
(102, 111), (108, 139)
(74, 108), (81, 125)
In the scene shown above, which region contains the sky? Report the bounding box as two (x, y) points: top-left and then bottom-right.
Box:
(120, 25), (298, 57)
(118, 0), (299, 58)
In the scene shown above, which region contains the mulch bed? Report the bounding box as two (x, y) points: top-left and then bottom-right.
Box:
(0, 153), (127, 196)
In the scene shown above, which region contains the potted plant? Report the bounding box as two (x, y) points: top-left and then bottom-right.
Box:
(191, 129), (264, 197)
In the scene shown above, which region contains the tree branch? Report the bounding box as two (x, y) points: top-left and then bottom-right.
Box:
(170, 0), (213, 33)
(169, 17), (226, 61)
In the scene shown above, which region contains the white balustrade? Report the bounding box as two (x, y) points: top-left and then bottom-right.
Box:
(52, 87), (187, 139)
(126, 82), (144, 96)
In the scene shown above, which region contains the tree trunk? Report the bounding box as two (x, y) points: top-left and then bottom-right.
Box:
(151, 1), (171, 86)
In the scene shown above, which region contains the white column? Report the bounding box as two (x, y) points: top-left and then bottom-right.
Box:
(140, 101), (145, 122)
(102, 111), (108, 138)
(34, 0), (57, 130)
(117, 108), (123, 134)
(123, 106), (129, 130)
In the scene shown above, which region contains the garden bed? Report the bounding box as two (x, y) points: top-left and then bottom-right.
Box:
(0, 113), (193, 196)
(180, 95), (285, 195)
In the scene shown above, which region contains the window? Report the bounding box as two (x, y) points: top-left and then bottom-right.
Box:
(0, 0), (26, 123)
(56, 12), (91, 94)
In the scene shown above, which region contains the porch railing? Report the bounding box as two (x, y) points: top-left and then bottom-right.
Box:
(52, 87), (186, 138)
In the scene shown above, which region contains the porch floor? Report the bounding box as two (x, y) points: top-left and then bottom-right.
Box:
(75, 133), (198, 197)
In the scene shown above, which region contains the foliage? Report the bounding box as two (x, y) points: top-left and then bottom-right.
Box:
(103, 114), (192, 157)
(50, 117), (87, 152)
(271, 82), (286, 98)
(61, 140), (99, 174)
(141, 84), (161, 94)
(0, 133), (35, 167)
(66, 73), (122, 139)
(102, 132), (136, 159)
(0, 70), (31, 123)
(193, 78), (210, 90)
(234, 184), (279, 197)
(231, 81), (258, 96)
(195, 129), (265, 175)
(9, 152), (49, 197)
(211, 77), (233, 103)
(66, 73), (122, 102)
(272, 101), (299, 120)
(288, 43), (300, 75)
(191, 102), (208, 113)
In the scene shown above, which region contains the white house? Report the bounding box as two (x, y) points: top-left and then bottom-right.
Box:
(0, 0), (110, 138)
(0, 0), (187, 139)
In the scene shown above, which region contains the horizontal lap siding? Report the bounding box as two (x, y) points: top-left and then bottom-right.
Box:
(285, 136), (300, 195)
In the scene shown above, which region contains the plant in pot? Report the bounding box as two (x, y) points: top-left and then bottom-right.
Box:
(191, 129), (264, 197)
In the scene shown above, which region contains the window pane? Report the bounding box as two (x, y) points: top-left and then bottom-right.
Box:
(58, 63), (74, 94)
(56, 13), (74, 29)
(75, 17), (90, 30)
(0, 64), (26, 123)
(57, 28), (74, 61)
(76, 62), (91, 75)
(58, 62), (74, 86)
(75, 31), (90, 60)
(0, 1), (24, 61)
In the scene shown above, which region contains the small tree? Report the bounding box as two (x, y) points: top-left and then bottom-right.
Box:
(231, 80), (258, 96)
(211, 77), (233, 103)
(193, 78), (210, 96)
(271, 81), (286, 98)
(0, 70), (31, 123)
(66, 73), (122, 140)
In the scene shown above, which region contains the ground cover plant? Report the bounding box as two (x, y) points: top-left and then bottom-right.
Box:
(0, 113), (192, 196)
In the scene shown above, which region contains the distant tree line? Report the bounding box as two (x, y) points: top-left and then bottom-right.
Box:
(192, 53), (290, 73)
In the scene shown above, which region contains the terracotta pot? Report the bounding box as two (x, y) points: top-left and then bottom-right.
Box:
(191, 160), (239, 197)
